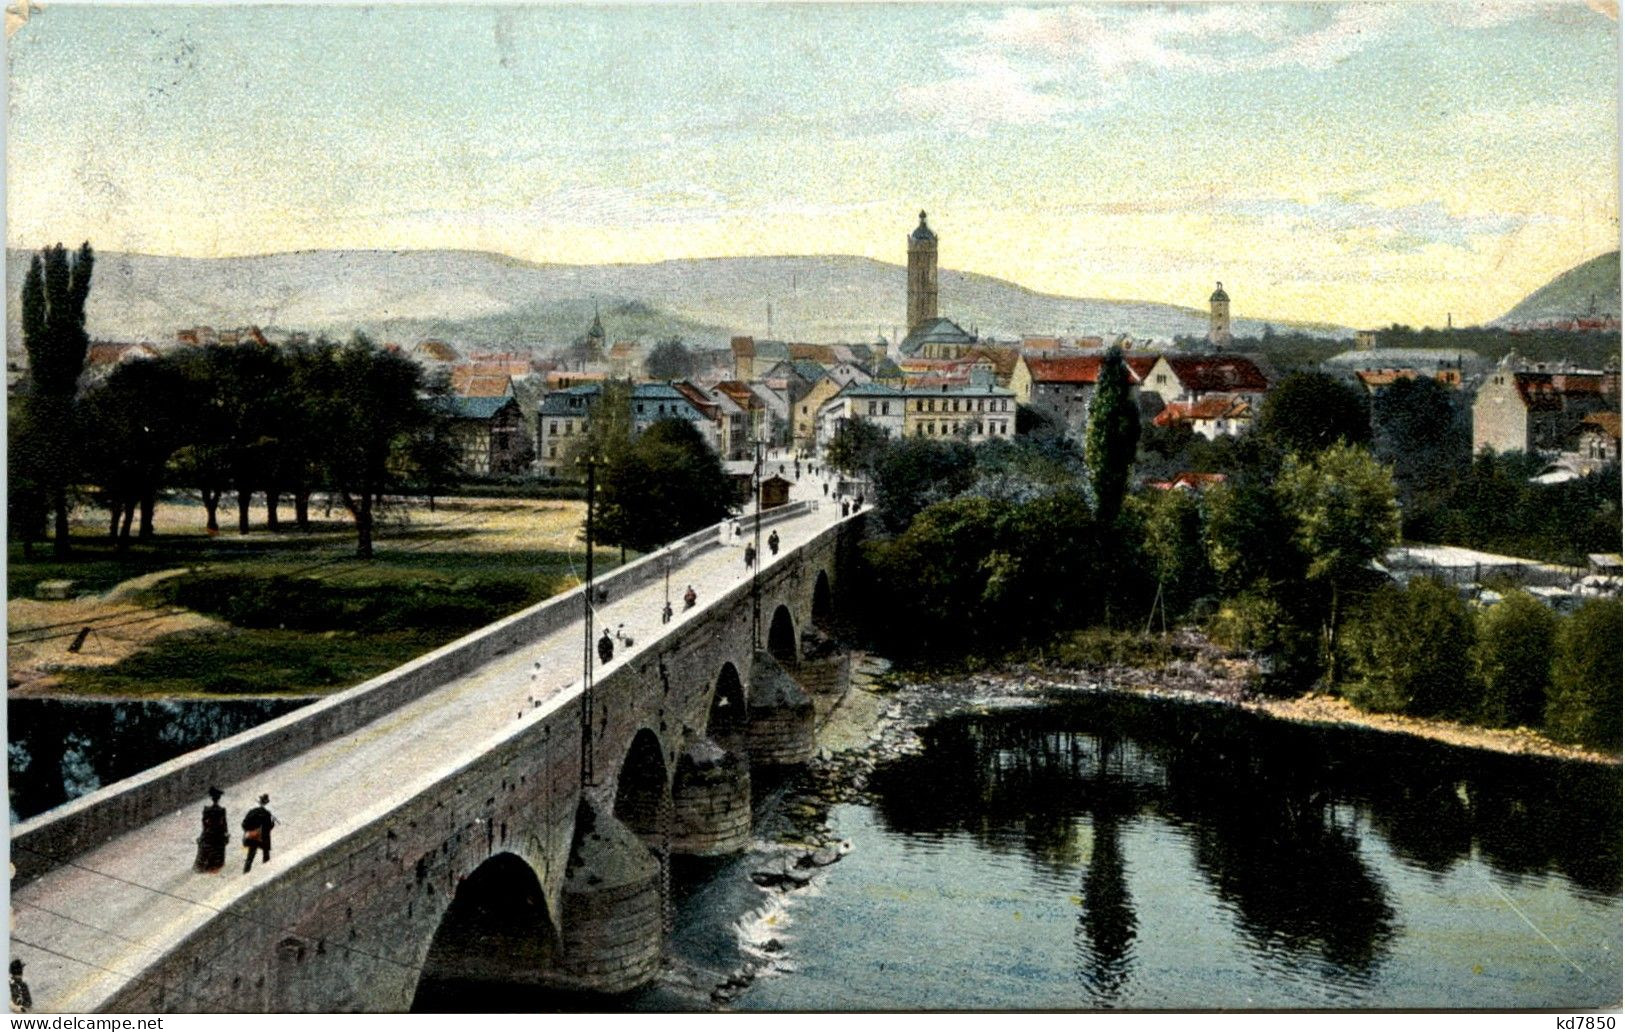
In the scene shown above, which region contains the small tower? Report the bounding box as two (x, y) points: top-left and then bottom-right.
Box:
(907, 210), (939, 333)
(1207, 282), (1232, 349)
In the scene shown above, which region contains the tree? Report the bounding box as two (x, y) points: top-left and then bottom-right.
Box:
(1134, 487), (1212, 623)
(1343, 578), (1477, 717)
(314, 335), (442, 558)
(1258, 371), (1369, 456)
(1276, 443), (1401, 680)
(645, 337), (694, 381)
(1371, 376), (1469, 502)
(19, 242), (95, 555)
(1545, 597), (1623, 750)
(1084, 346), (1140, 526)
(76, 357), (190, 549)
(594, 417), (733, 553)
(871, 436), (976, 531)
(1473, 590), (1559, 729)
(824, 418), (889, 477)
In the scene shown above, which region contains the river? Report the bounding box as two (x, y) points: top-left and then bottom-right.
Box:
(12, 689), (1619, 1011)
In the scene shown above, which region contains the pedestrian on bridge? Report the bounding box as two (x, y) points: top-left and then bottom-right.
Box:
(10, 959), (31, 1013)
(684, 584), (697, 610)
(822, 482), (829, 498)
(744, 543), (757, 569)
(598, 628), (614, 665)
(768, 530), (780, 556)
(242, 794), (276, 873)
(194, 786), (228, 872)
(662, 600), (673, 625)
(841, 500), (850, 517)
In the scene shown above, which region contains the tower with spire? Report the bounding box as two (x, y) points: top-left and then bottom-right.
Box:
(907, 210), (939, 333)
(1207, 282), (1232, 349)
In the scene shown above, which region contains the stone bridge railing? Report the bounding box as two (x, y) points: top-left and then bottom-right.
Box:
(11, 502), (816, 886)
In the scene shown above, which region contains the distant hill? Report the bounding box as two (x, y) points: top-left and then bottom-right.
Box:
(4, 249), (1346, 354)
(1495, 251), (1621, 327)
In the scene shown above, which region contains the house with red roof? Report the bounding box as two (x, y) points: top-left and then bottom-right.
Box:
(1139, 353), (1271, 412)
(1009, 352), (1156, 440)
(1152, 396), (1254, 440)
(1474, 362), (1619, 456)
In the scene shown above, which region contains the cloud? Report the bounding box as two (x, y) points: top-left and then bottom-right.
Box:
(1213, 194), (1559, 250)
(895, 50), (1082, 133)
(1252, 4), (1405, 70)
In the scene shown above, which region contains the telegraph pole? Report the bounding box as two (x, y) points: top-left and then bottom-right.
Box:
(752, 436), (763, 650)
(580, 456), (597, 787)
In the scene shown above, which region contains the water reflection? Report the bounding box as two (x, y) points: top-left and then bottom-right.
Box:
(9, 697), (314, 821)
(868, 696), (1620, 997)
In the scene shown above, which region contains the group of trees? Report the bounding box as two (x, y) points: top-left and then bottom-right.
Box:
(833, 356), (1620, 749)
(9, 246), (455, 559)
(1342, 581), (1620, 750)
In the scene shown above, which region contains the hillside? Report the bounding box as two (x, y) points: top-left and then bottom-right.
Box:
(1495, 250), (1621, 326)
(4, 249), (1345, 353)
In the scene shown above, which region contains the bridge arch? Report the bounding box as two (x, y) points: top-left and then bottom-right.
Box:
(811, 569), (833, 627)
(708, 662), (748, 741)
(614, 728), (670, 844)
(767, 604), (798, 665)
(410, 852), (558, 1011)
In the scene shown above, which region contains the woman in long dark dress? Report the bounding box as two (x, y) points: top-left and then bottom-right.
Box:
(194, 787), (228, 872)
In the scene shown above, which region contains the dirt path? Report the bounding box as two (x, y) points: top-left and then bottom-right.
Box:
(7, 591), (221, 696)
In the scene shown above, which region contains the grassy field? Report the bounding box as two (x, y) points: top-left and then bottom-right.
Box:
(7, 497), (628, 698)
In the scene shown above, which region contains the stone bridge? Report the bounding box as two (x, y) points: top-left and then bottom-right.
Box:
(10, 502), (864, 1012)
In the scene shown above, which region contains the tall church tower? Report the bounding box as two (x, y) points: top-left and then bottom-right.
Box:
(907, 211), (939, 333)
(1207, 282), (1232, 349)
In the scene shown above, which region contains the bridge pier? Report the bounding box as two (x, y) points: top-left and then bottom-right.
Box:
(552, 801), (664, 995)
(670, 737), (752, 857)
(746, 651), (816, 767)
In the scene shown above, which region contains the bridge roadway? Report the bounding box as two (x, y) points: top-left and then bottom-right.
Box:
(11, 485), (845, 1013)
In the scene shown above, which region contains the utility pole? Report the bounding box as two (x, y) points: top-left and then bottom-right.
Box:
(752, 437), (763, 650)
(580, 456), (597, 788)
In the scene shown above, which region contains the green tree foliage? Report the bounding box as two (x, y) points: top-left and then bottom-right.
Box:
(1370, 376), (1470, 503)
(313, 335), (446, 557)
(18, 242), (95, 554)
(1258, 371), (1370, 456)
(871, 436), (976, 531)
(1473, 590), (1558, 729)
(77, 358), (192, 549)
(1277, 443), (1401, 678)
(1545, 597), (1623, 750)
(1343, 578), (1477, 717)
(1132, 487), (1213, 621)
(1404, 449), (1620, 566)
(1084, 346), (1140, 525)
(970, 435), (1086, 502)
(564, 379), (635, 472)
(644, 336), (694, 380)
(824, 417), (889, 477)
(594, 417), (733, 553)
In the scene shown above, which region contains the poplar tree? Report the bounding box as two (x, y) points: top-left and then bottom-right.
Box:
(1084, 346), (1140, 527)
(19, 242), (95, 555)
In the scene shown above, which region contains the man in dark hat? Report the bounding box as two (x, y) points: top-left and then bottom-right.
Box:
(744, 543), (756, 569)
(194, 786), (228, 872)
(768, 530), (780, 556)
(598, 627), (614, 666)
(683, 584), (697, 610)
(10, 959), (31, 1012)
(242, 794), (276, 873)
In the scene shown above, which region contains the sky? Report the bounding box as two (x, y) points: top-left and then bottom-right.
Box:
(6, 2), (1620, 329)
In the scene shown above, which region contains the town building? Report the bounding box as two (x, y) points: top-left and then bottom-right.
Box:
(437, 395), (530, 475)
(1152, 396), (1254, 440)
(901, 381), (1017, 443)
(907, 210), (938, 333)
(1207, 283), (1232, 349)
(793, 375), (846, 454)
(816, 382), (906, 451)
(1009, 352), (1157, 440)
(1472, 360), (1619, 456)
(1138, 353), (1271, 412)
